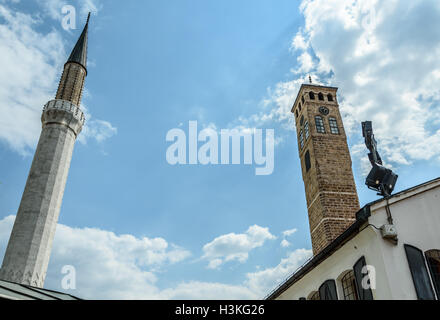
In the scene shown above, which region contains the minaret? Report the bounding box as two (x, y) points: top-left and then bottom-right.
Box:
(292, 83), (360, 255)
(0, 15), (90, 288)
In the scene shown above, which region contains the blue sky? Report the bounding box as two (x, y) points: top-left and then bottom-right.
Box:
(0, 0), (439, 299)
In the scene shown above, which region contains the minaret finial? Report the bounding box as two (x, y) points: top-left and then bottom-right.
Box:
(309, 75), (312, 84)
(66, 13), (90, 72)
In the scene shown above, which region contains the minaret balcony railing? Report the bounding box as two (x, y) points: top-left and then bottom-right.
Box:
(43, 99), (85, 125)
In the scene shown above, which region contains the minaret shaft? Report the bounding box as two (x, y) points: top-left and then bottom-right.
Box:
(0, 17), (89, 288)
(0, 121), (79, 287)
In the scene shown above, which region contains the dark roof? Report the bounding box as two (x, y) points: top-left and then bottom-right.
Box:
(0, 279), (80, 300)
(265, 176), (440, 300)
(66, 13), (90, 73)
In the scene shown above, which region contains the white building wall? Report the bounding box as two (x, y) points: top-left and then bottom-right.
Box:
(275, 178), (440, 300)
(276, 227), (392, 300)
(369, 180), (440, 300)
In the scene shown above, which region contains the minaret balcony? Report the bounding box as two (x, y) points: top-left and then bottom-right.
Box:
(42, 99), (85, 136)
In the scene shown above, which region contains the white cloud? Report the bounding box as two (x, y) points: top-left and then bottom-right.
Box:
(0, 216), (310, 300)
(296, 52), (315, 73)
(0, 3), (116, 155)
(291, 31), (309, 51)
(0, 215), (191, 299)
(0, 215), (14, 248)
(245, 248), (312, 298)
(0, 5), (64, 155)
(282, 228), (298, 237)
(280, 239), (290, 248)
(202, 225), (276, 269)
(83, 119), (117, 143)
(78, 107), (118, 145)
(46, 223), (191, 299)
(286, 0), (440, 167)
(166, 248), (312, 300)
(207, 258), (223, 270)
(158, 281), (258, 300)
(280, 228), (297, 248)
(234, 0), (440, 169)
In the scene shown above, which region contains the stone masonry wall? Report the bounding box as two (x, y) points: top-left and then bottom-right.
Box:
(293, 85), (360, 255)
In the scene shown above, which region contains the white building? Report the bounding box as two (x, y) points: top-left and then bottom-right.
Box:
(267, 177), (440, 300)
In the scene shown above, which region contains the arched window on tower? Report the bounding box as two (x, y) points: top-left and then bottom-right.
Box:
(329, 117), (340, 134)
(304, 150), (311, 172)
(299, 102), (302, 111)
(309, 92), (315, 100)
(299, 130), (304, 150)
(340, 270), (359, 300)
(295, 109), (299, 118)
(327, 93), (334, 101)
(318, 92), (324, 101)
(302, 96), (305, 104)
(304, 121), (310, 139)
(315, 116), (325, 133)
(425, 249), (440, 298)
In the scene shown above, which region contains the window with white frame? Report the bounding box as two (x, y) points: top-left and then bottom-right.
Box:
(304, 121), (310, 139)
(315, 116), (325, 133)
(329, 117), (339, 134)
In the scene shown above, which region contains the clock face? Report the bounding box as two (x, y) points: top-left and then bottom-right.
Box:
(319, 106), (329, 115)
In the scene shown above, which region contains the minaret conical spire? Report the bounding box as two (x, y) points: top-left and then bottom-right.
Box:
(56, 13), (91, 106)
(66, 12), (90, 72)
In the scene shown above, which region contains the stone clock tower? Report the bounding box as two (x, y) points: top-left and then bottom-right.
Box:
(0, 15), (91, 287)
(292, 83), (360, 255)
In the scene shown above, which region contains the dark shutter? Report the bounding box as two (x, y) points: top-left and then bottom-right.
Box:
(305, 151), (311, 172)
(353, 256), (374, 300)
(318, 280), (338, 300)
(425, 250), (440, 298)
(404, 244), (435, 300)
